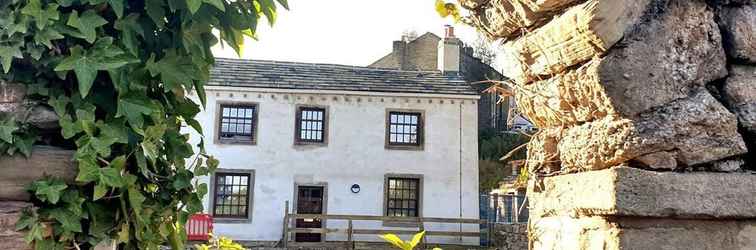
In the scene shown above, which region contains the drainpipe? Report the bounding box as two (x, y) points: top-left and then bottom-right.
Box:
(458, 101), (464, 240)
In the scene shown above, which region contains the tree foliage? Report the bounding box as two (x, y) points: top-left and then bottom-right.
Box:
(1, 0), (286, 249)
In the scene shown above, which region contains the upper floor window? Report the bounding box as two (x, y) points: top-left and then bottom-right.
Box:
(295, 106), (327, 144)
(218, 104), (257, 144)
(213, 171), (253, 219)
(386, 111), (423, 149)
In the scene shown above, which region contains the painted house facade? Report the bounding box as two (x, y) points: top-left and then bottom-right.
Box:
(188, 35), (480, 244)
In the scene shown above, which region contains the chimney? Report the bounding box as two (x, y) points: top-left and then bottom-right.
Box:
(437, 25), (461, 74)
(392, 40), (408, 70)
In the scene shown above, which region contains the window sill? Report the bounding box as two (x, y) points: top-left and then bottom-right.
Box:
(385, 144), (424, 151)
(216, 139), (257, 145)
(213, 217), (252, 224)
(293, 141), (328, 147)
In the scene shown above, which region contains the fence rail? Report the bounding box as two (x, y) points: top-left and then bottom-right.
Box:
(480, 193), (529, 224)
(281, 201), (488, 249)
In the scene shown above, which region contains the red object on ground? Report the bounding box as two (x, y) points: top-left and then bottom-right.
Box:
(187, 214), (213, 241)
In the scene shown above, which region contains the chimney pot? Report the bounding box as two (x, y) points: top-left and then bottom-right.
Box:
(444, 25), (455, 38)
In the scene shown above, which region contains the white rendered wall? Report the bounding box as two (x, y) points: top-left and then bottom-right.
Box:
(188, 86), (480, 244)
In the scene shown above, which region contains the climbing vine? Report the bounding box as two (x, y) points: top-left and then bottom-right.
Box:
(1, 0), (286, 249)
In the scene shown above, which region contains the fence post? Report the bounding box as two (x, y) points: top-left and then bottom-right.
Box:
(282, 201), (289, 248)
(513, 195), (519, 223)
(347, 219), (353, 250)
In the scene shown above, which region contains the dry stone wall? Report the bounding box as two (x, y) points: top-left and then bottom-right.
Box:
(491, 224), (528, 250)
(462, 0), (756, 249)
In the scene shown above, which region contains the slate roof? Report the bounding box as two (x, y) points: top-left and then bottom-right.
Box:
(209, 58), (478, 95)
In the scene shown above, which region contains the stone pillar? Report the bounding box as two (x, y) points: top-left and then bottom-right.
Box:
(460, 0), (756, 249)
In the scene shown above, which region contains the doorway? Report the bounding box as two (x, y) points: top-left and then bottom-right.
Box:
(295, 185), (325, 242)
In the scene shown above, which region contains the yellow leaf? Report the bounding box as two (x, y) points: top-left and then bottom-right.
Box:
(409, 231), (426, 248)
(435, 0), (449, 17)
(380, 233), (411, 250)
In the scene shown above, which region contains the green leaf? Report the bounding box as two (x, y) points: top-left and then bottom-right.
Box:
(186, 0), (201, 14)
(30, 178), (67, 204)
(33, 26), (64, 48)
(172, 171), (191, 190)
(49, 207), (82, 232)
(93, 183), (107, 200)
(203, 0), (224, 11)
(275, 0), (289, 10)
(25, 223), (45, 244)
(127, 186), (145, 215)
(0, 43), (23, 73)
(21, 0), (60, 30)
(99, 167), (124, 187)
(0, 117), (18, 143)
(66, 10), (107, 43)
(54, 38), (136, 97)
(13, 132), (36, 157)
(146, 51), (200, 92)
(117, 223), (130, 243)
(15, 210), (37, 231)
(108, 0), (125, 18)
(59, 115), (83, 139)
(259, 0), (277, 26)
(116, 93), (157, 132)
(114, 14), (145, 56)
(145, 0), (166, 28)
(75, 156), (100, 183)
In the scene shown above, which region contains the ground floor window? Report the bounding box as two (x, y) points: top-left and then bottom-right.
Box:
(212, 171), (253, 218)
(385, 177), (420, 217)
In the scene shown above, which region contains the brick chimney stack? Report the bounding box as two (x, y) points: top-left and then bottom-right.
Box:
(438, 25), (461, 74)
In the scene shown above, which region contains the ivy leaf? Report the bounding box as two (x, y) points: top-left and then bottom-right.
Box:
(59, 115), (83, 139)
(172, 171), (191, 190)
(99, 167), (124, 187)
(21, 0), (59, 30)
(66, 10), (107, 43)
(186, 0), (201, 14)
(0, 117), (18, 143)
(204, 0), (224, 11)
(259, 0), (277, 26)
(108, 0), (125, 18)
(13, 132), (36, 157)
(114, 14), (145, 56)
(145, 0), (166, 28)
(54, 38), (136, 97)
(29, 178), (68, 204)
(92, 183), (107, 200)
(24, 223), (45, 244)
(0, 43), (23, 73)
(127, 186), (145, 218)
(116, 94), (157, 133)
(276, 0), (289, 10)
(49, 208), (82, 232)
(15, 210), (37, 231)
(75, 156), (100, 183)
(33, 27), (64, 48)
(146, 51), (200, 92)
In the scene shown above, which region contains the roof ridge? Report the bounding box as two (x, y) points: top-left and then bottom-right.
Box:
(214, 57), (444, 74)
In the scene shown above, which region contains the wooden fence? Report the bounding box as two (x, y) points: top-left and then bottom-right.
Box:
(281, 202), (488, 249)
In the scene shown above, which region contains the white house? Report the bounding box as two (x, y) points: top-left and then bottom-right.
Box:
(188, 35), (480, 246)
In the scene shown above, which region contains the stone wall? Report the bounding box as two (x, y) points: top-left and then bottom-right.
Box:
(491, 223), (528, 250)
(462, 0), (756, 249)
(0, 202), (32, 250)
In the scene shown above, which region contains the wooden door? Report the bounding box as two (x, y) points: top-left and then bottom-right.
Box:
(295, 186), (324, 242)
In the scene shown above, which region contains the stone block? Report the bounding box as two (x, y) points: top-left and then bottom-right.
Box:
(527, 90), (746, 172)
(531, 216), (756, 250)
(467, 0), (580, 40)
(528, 166), (756, 218)
(514, 0), (727, 127)
(722, 65), (756, 134)
(718, 5), (756, 62)
(0, 146), (77, 201)
(0, 202), (32, 250)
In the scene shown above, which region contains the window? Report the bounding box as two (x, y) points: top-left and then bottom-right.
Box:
(218, 104), (257, 144)
(386, 111), (423, 148)
(295, 107), (327, 144)
(385, 177), (420, 217)
(212, 172), (252, 218)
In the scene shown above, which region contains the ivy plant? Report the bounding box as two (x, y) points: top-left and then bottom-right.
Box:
(1, 0), (287, 249)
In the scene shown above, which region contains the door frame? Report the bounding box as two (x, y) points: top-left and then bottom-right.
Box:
(293, 182), (328, 242)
